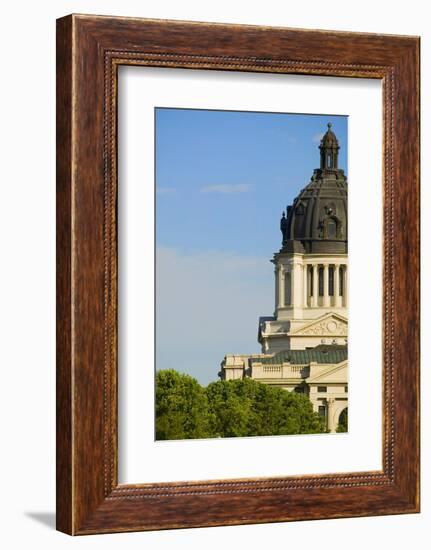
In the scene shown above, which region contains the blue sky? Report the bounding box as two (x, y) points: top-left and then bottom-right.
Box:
(155, 108), (348, 384)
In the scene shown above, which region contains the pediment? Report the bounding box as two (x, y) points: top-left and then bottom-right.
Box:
(291, 313), (348, 337)
(307, 361), (348, 384)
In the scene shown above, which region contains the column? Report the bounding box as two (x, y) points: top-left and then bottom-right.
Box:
(293, 261), (303, 309)
(278, 265), (284, 308)
(312, 264), (318, 307)
(327, 398), (336, 433)
(274, 268), (278, 310)
(323, 263), (330, 307)
(303, 265), (308, 308)
(334, 264), (341, 307)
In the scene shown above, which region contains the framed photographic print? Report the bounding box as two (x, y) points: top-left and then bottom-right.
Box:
(56, 14), (420, 535)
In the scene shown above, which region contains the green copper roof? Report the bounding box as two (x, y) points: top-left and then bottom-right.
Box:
(257, 345), (347, 365)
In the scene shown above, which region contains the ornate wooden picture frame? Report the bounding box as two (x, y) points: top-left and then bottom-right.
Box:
(56, 14), (420, 535)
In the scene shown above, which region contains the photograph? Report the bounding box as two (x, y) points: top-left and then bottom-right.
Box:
(0, 1), (423, 545)
(155, 108), (349, 440)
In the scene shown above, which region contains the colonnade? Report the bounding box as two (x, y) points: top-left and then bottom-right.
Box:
(276, 262), (348, 309)
(307, 263), (347, 308)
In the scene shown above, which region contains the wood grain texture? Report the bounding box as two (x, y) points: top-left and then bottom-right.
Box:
(56, 14), (420, 535)
(56, 15), (73, 535)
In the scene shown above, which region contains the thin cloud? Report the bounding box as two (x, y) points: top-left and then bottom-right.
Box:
(200, 183), (252, 194)
(312, 132), (324, 144)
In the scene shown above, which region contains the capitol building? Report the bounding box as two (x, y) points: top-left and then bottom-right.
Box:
(219, 123), (348, 433)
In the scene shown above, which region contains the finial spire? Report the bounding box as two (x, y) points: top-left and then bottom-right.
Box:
(319, 122), (339, 170)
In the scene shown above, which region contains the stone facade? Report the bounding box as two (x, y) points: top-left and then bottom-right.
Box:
(219, 124), (348, 433)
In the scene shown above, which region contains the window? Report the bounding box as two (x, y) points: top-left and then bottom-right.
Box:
(317, 386), (327, 393)
(318, 405), (326, 418)
(327, 220), (337, 238)
(294, 386), (305, 394)
(296, 203), (305, 215)
(318, 267), (324, 296)
(284, 271), (291, 306)
(345, 386), (348, 393)
(327, 154), (332, 168)
(328, 266), (334, 296)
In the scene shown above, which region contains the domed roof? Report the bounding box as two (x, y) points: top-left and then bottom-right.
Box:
(279, 123), (347, 254)
(319, 122), (339, 149)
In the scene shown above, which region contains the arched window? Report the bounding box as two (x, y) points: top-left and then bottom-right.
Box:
(296, 202), (305, 215)
(284, 271), (291, 306)
(320, 215), (340, 239)
(337, 408), (348, 433)
(327, 220), (337, 238)
(327, 154), (332, 168)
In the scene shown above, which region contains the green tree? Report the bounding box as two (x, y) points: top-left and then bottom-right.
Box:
(206, 378), (325, 437)
(155, 369), (212, 440)
(155, 371), (326, 440)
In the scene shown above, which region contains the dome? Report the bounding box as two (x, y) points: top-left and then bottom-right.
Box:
(319, 122), (339, 149)
(280, 123), (347, 254)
